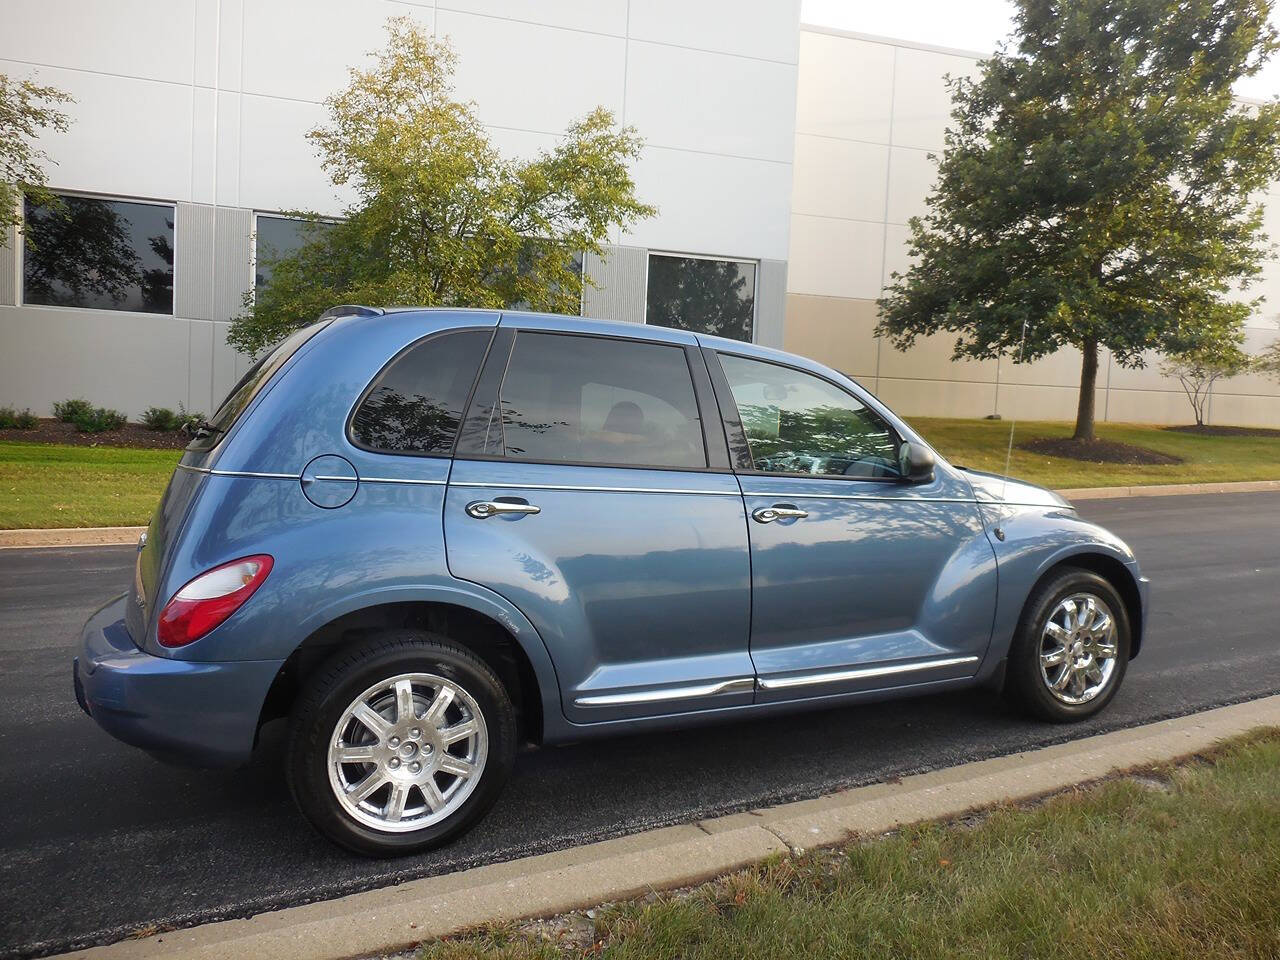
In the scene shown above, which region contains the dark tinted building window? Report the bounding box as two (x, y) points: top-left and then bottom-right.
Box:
(255, 214), (336, 294)
(646, 254), (756, 342)
(23, 194), (174, 314)
(352, 330), (492, 454)
(498, 332), (706, 469)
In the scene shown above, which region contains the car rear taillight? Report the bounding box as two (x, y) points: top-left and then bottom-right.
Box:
(157, 555), (274, 648)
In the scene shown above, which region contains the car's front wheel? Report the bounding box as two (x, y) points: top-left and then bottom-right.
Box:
(1006, 567), (1131, 722)
(286, 630), (516, 856)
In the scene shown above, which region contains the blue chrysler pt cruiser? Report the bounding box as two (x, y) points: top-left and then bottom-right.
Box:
(75, 307), (1148, 855)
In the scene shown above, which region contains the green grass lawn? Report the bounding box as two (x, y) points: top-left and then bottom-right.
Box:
(0, 442), (179, 529)
(422, 730), (1280, 960)
(911, 416), (1280, 488)
(3, 417), (1280, 528)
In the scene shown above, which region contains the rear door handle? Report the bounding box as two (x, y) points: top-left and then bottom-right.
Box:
(752, 504), (808, 523)
(466, 499), (541, 519)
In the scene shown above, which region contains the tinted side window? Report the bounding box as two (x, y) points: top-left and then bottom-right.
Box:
(498, 333), (706, 469)
(352, 330), (491, 454)
(718, 354), (902, 479)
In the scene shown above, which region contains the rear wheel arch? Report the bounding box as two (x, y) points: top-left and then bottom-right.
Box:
(258, 601), (545, 746)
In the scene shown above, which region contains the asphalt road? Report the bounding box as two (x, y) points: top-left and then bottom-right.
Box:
(2, 492), (1279, 958)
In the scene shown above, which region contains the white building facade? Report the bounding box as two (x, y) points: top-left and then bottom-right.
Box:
(784, 25), (1280, 428)
(0, 0), (800, 417)
(4, 5), (1280, 427)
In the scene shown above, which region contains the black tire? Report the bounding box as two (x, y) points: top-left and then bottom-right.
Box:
(1005, 567), (1131, 723)
(286, 629), (516, 857)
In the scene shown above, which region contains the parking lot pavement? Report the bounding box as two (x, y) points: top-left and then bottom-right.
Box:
(2, 492), (1278, 959)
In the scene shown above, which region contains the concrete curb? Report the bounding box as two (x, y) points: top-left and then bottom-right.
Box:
(0, 526), (145, 549)
(55, 694), (1280, 960)
(4, 479), (1280, 549)
(1057, 479), (1280, 501)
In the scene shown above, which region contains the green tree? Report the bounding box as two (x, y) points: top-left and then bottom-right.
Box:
(1159, 328), (1253, 425)
(230, 19), (655, 355)
(1, 74), (72, 241)
(877, 0), (1280, 440)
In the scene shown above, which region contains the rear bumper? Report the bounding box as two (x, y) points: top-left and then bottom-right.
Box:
(74, 594), (283, 767)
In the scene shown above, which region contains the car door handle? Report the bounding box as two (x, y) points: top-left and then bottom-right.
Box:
(465, 499), (541, 519)
(752, 504), (808, 523)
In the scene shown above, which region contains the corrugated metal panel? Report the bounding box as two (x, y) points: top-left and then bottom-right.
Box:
(213, 206), (253, 324)
(175, 203), (215, 320)
(582, 244), (647, 324)
(755, 258), (788, 348)
(0, 223), (17, 306)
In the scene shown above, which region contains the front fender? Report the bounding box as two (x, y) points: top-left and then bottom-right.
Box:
(978, 501), (1146, 663)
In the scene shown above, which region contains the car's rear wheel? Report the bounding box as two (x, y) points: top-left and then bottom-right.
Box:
(1005, 567), (1130, 722)
(286, 630), (516, 856)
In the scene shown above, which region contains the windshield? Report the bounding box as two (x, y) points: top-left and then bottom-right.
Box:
(187, 320), (331, 450)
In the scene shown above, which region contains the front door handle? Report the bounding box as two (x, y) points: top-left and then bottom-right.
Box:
(466, 499), (541, 519)
(752, 504), (808, 523)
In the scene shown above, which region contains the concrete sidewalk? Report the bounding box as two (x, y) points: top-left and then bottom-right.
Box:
(6, 478), (1280, 549)
(56, 694), (1280, 960)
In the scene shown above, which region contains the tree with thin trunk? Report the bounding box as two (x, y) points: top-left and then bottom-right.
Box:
(877, 0), (1280, 440)
(1159, 330), (1253, 426)
(229, 19), (655, 356)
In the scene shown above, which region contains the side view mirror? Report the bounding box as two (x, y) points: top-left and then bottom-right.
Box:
(898, 440), (935, 483)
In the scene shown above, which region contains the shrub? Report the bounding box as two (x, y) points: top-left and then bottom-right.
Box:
(53, 398), (93, 423)
(71, 406), (127, 433)
(141, 406), (179, 431)
(0, 406), (39, 429)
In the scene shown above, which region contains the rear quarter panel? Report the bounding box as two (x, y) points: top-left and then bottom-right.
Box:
(137, 311), (562, 729)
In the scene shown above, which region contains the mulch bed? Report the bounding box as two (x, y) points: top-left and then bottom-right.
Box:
(0, 418), (189, 449)
(1018, 436), (1183, 465)
(1165, 424), (1280, 438)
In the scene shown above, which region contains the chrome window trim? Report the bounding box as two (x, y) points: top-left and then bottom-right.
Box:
(176, 464), (296, 480)
(740, 490), (976, 503)
(449, 480), (740, 496)
(755, 655), (980, 691)
(574, 676), (756, 707)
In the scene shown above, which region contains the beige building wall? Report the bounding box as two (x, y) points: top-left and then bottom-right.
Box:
(787, 25), (1280, 427)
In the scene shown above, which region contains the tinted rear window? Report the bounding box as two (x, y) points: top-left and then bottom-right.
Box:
(188, 319), (330, 451)
(351, 329), (492, 455)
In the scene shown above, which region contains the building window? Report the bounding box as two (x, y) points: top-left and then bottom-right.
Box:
(502, 243), (584, 315)
(254, 214), (336, 294)
(22, 193), (175, 314)
(645, 253), (757, 343)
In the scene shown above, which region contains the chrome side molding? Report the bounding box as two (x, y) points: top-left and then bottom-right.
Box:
(575, 676), (756, 708)
(573, 655), (978, 707)
(755, 655), (979, 691)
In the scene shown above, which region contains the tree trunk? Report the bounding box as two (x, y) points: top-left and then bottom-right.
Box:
(1073, 339), (1098, 441)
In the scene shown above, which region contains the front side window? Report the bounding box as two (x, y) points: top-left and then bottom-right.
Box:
(497, 332), (706, 469)
(254, 214), (337, 294)
(718, 354), (901, 479)
(646, 254), (756, 342)
(351, 330), (492, 455)
(23, 194), (174, 314)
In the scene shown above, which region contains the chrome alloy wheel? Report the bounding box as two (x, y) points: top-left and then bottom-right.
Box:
(1039, 594), (1119, 705)
(327, 672), (488, 833)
